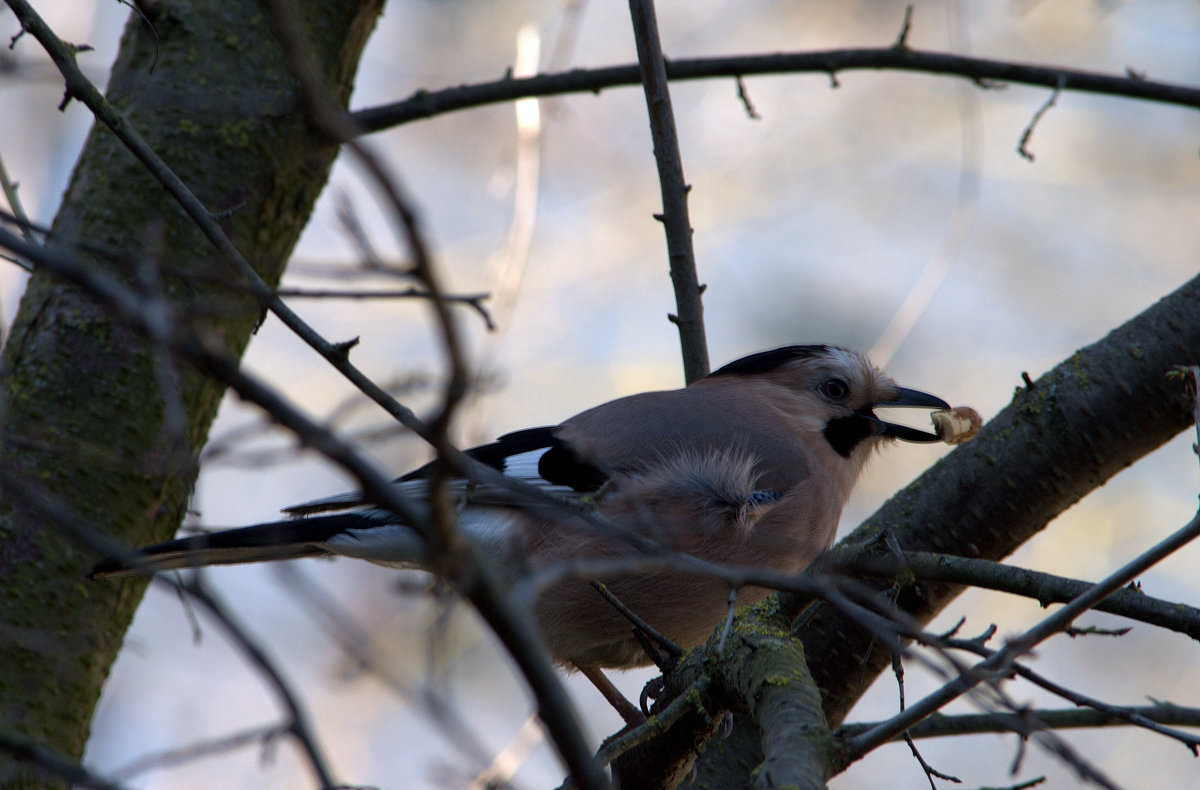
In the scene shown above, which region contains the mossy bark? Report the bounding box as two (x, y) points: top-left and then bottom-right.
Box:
(0, 1), (383, 786)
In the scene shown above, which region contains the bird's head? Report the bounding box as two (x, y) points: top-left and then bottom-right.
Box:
(706, 344), (950, 459)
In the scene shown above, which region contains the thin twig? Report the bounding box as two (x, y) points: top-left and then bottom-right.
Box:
(590, 579), (683, 661)
(276, 287), (495, 330)
(0, 472), (337, 788)
(0, 727), (131, 790)
(594, 674), (712, 766)
(260, 6), (604, 788)
(111, 724), (289, 781)
(734, 75), (760, 119)
(351, 50), (1200, 133)
(832, 545), (1200, 640)
(174, 576), (337, 788)
(627, 0), (709, 382)
(1, 0), (455, 485)
(844, 509), (1200, 758)
(1018, 75), (1064, 161)
(841, 703), (1200, 742)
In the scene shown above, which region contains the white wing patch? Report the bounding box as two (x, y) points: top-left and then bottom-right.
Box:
(499, 448), (550, 481)
(322, 509), (518, 570)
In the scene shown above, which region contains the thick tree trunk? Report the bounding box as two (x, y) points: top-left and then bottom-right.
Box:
(0, 1), (382, 786)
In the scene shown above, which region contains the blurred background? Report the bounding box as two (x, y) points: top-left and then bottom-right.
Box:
(3, 1), (1200, 788)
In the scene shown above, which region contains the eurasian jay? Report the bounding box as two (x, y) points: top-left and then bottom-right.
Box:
(92, 344), (952, 680)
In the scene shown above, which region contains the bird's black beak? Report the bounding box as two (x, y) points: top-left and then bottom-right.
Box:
(874, 387), (951, 443)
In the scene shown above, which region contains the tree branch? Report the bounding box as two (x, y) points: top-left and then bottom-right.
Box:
(842, 510), (1200, 760)
(352, 48), (1200, 133)
(627, 0), (709, 382)
(830, 544), (1200, 640)
(840, 703), (1200, 742)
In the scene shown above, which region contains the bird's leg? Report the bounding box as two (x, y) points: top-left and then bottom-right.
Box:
(577, 665), (646, 726)
(638, 675), (666, 717)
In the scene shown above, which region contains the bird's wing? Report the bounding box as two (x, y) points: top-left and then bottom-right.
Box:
(91, 427), (621, 579)
(282, 426), (609, 517)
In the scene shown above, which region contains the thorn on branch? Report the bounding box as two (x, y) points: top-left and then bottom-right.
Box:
(332, 336), (360, 357)
(1017, 76), (1065, 162)
(652, 212), (665, 223)
(1021, 371), (1036, 390)
(893, 5), (914, 51)
(735, 75), (761, 120)
(211, 200), (248, 222)
(1125, 66), (1147, 81)
(827, 69), (841, 89)
(972, 77), (1007, 91)
(937, 616), (967, 640)
(667, 312), (679, 325)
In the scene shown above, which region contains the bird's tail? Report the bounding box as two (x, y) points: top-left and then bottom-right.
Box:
(89, 512), (406, 579)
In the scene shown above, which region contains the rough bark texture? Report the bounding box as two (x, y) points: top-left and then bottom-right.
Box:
(0, 1), (383, 786)
(611, 600), (833, 790)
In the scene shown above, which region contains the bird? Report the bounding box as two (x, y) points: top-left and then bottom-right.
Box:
(92, 344), (950, 714)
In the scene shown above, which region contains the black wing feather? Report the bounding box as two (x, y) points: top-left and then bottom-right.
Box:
(400, 426), (609, 492)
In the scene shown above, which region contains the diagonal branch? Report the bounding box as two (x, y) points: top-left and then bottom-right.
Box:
(843, 510), (1200, 759)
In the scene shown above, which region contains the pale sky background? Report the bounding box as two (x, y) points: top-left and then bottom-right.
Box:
(4, 1), (1200, 788)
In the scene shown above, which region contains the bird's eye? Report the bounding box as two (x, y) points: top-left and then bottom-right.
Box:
(819, 378), (850, 402)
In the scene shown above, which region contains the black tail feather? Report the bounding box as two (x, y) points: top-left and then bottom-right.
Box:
(88, 513), (390, 579)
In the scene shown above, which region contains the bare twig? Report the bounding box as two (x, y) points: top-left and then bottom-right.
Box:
(842, 703), (1200, 743)
(1018, 76), (1065, 161)
(0, 726), (131, 790)
(844, 509), (1200, 759)
(1, 0), (454, 482)
(627, 0), (709, 382)
(0, 472), (337, 788)
(893, 5), (914, 50)
(272, 565), (504, 775)
(111, 724), (289, 780)
(276, 287), (495, 329)
(178, 579), (336, 785)
(259, 6), (604, 787)
(351, 50), (1200, 133)
(590, 579), (683, 662)
(832, 546), (1200, 641)
(734, 75), (760, 120)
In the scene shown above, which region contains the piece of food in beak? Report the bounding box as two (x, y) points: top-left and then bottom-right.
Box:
(931, 406), (983, 445)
